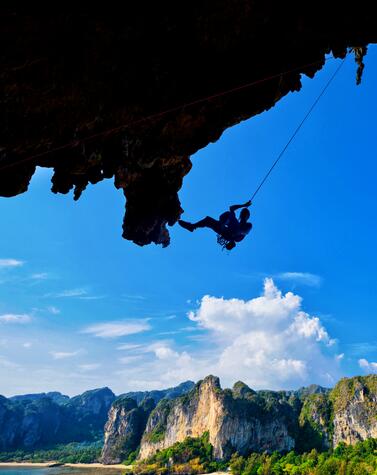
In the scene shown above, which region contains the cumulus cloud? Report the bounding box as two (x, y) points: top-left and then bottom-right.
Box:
(0, 259), (24, 268)
(359, 358), (377, 373)
(0, 314), (31, 324)
(122, 279), (341, 391)
(82, 320), (151, 338)
(277, 272), (322, 287)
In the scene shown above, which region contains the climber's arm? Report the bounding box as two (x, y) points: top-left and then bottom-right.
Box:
(229, 200), (251, 212)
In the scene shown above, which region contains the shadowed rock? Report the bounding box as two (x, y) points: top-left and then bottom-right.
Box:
(0, 5), (376, 246)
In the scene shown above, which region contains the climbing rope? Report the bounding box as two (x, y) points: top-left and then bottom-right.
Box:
(249, 56), (347, 203)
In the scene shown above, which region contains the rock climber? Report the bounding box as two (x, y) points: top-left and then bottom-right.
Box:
(179, 200), (252, 250)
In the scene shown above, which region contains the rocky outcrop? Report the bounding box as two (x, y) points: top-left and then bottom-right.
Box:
(297, 393), (332, 451)
(101, 398), (155, 464)
(2, 376), (377, 461)
(1, 6), (376, 246)
(331, 375), (377, 446)
(0, 395), (62, 450)
(139, 376), (296, 460)
(0, 387), (115, 450)
(101, 382), (194, 464)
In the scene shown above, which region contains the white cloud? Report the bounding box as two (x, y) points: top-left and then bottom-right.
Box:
(359, 358), (377, 373)
(82, 320), (151, 339)
(78, 363), (101, 371)
(47, 306), (61, 315)
(0, 356), (20, 368)
(50, 350), (82, 360)
(79, 295), (106, 301)
(123, 294), (146, 300)
(151, 345), (179, 360)
(117, 343), (143, 351)
(0, 259), (24, 268)
(23, 342), (32, 349)
(31, 273), (49, 280)
(119, 355), (144, 364)
(288, 312), (336, 346)
(0, 314), (31, 324)
(165, 315), (177, 320)
(54, 288), (88, 298)
(277, 272), (322, 287)
(121, 279), (341, 391)
(46, 289), (104, 300)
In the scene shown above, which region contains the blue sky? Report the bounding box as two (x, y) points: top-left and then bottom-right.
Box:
(0, 48), (376, 396)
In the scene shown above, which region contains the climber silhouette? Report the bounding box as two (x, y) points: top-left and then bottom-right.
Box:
(179, 200), (252, 250)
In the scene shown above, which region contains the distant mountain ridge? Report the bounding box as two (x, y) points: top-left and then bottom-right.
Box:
(0, 387), (116, 451)
(120, 381), (195, 405)
(10, 392), (70, 405)
(1, 376), (376, 465)
(0, 382), (194, 452)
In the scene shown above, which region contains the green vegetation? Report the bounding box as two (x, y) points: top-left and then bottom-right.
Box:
(133, 437), (377, 475)
(133, 432), (226, 475)
(230, 439), (377, 475)
(330, 376), (377, 414)
(297, 394), (332, 452)
(0, 442), (101, 463)
(144, 399), (173, 443)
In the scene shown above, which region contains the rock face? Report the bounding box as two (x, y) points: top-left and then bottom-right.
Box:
(101, 398), (155, 464)
(297, 393), (332, 452)
(0, 6), (376, 246)
(331, 375), (377, 446)
(0, 395), (61, 450)
(101, 381), (194, 464)
(0, 387), (115, 450)
(2, 376), (377, 461)
(139, 376), (296, 460)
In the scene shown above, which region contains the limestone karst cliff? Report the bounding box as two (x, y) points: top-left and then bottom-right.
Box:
(0, 387), (115, 451)
(139, 376), (298, 460)
(101, 397), (155, 464)
(331, 376), (377, 446)
(1, 6), (376, 246)
(103, 375), (377, 463)
(0, 380), (193, 455)
(1, 375), (376, 462)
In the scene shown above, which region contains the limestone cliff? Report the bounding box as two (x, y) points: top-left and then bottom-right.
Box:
(331, 375), (377, 446)
(297, 393), (332, 451)
(0, 387), (115, 451)
(139, 376), (296, 460)
(101, 398), (155, 464)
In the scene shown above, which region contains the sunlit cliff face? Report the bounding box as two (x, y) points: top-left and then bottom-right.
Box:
(1, 5), (375, 246)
